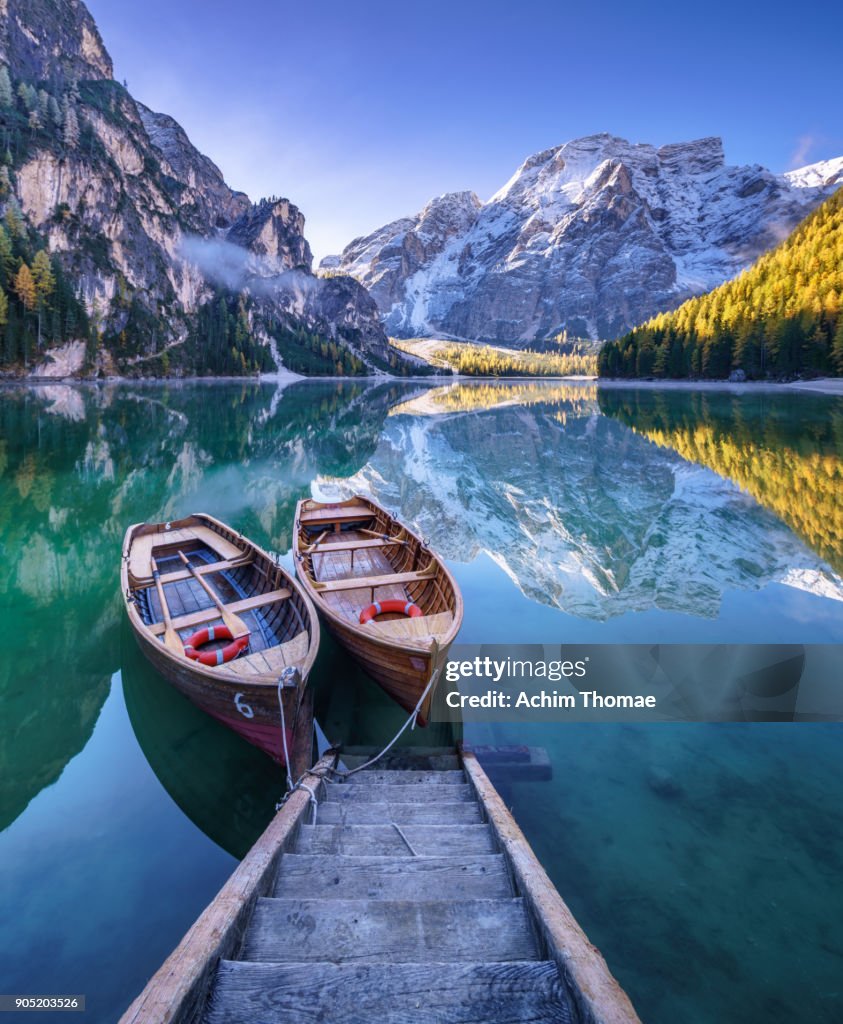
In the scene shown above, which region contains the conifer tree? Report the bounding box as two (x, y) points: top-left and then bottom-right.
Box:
(0, 66), (12, 108)
(62, 95), (80, 148)
(14, 263), (36, 310)
(0, 288), (8, 329)
(4, 200), (25, 239)
(832, 317), (843, 376)
(48, 95), (62, 128)
(17, 82), (36, 111)
(32, 250), (55, 300)
(0, 226), (13, 280)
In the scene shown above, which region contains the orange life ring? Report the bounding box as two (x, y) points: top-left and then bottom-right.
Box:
(184, 625), (249, 666)
(359, 600), (423, 624)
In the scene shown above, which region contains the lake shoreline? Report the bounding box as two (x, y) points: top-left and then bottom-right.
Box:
(1, 372), (841, 395)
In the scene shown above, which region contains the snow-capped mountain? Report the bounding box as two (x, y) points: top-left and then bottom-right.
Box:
(783, 156), (843, 189)
(323, 134), (843, 342)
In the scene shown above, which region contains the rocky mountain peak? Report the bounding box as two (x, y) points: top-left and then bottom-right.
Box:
(1, 0), (406, 378)
(656, 136), (725, 174)
(0, 0), (112, 82)
(137, 103), (250, 229)
(416, 191), (482, 240)
(227, 197), (313, 274)
(330, 133), (842, 342)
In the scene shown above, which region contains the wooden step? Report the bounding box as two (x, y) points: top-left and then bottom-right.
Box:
(317, 801), (482, 826)
(340, 750), (460, 771)
(244, 898), (537, 964)
(273, 855), (511, 900)
(204, 960), (572, 1024)
(347, 770), (466, 785)
(325, 783), (473, 804)
(295, 824), (497, 857)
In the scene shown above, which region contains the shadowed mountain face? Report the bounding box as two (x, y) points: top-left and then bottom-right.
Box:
(0, 0), (401, 375)
(0, 379), (411, 830)
(317, 384), (843, 620)
(326, 135), (842, 342)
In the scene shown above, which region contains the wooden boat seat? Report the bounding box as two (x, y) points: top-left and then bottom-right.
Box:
(156, 556), (252, 586)
(312, 569), (436, 593)
(365, 611), (454, 641)
(148, 588), (291, 635)
(130, 525), (245, 582)
(300, 504), (374, 525)
(311, 536), (406, 554)
(223, 631), (311, 679)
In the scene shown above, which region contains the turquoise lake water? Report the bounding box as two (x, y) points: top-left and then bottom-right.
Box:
(1, 379), (842, 1022)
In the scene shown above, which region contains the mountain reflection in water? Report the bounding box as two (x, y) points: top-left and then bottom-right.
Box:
(321, 381), (843, 621)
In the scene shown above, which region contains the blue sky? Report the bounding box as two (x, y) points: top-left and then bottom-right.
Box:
(87, 0), (843, 262)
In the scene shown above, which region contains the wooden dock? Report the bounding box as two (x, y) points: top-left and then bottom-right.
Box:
(120, 748), (641, 1024)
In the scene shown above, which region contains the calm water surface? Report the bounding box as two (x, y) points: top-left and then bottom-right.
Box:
(1, 379), (842, 1023)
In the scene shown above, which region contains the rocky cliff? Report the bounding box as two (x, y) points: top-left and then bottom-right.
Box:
(325, 134), (843, 342)
(0, 0), (406, 377)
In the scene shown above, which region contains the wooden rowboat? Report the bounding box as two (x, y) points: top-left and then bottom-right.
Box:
(293, 496), (462, 724)
(121, 514), (319, 777)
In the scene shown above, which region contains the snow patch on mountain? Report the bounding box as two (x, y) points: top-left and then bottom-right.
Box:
(784, 156), (843, 189)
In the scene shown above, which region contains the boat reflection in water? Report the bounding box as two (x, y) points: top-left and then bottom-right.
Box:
(122, 619), (284, 860)
(123, 618), (462, 859)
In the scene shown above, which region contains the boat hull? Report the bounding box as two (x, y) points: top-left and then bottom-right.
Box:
(317, 613), (441, 724)
(128, 608), (310, 767)
(122, 513), (318, 778)
(293, 496), (463, 725)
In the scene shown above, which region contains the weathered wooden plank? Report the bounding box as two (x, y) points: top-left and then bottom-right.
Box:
(273, 855), (511, 900)
(156, 557), (252, 586)
(339, 749), (461, 771)
(118, 754), (336, 1024)
(308, 536), (405, 553)
(365, 611), (454, 641)
(129, 526), (245, 582)
(324, 783), (473, 804)
(149, 590), (292, 635)
(313, 568), (436, 594)
(343, 770), (466, 786)
(461, 750), (642, 1024)
(244, 897), (538, 963)
(204, 960), (573, 1024)
(299, 504), (373, 524)
(317, 801), (482, 826)
(294, 824), (497, 857)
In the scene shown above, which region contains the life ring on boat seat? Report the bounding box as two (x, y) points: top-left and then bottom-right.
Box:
(360, 600), (422, 624)
(184, 625), (249, 666)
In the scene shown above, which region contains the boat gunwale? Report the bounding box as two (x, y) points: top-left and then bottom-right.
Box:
(292, 495), (463, 656)
(121, 512), (320, 690)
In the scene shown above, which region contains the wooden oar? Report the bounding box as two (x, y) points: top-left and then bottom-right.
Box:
(178, 550), (250, 639)
(359, 528), (411, 546)
(304, 529), (331, 555)
(151, 555), (183, 654)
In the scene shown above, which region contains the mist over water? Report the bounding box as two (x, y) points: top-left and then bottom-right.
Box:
(0, 379), (841, 1023)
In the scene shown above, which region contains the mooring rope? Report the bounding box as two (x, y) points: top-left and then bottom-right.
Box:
(275, 659), (443, 822)
(327, 663), (442, 780)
